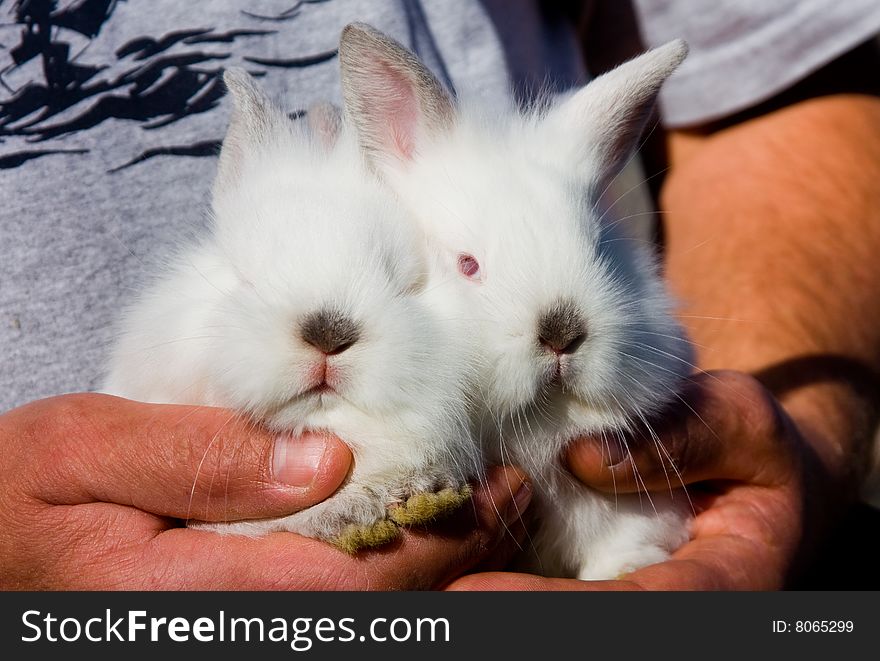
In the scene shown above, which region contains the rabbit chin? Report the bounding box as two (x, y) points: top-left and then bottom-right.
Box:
(255, 389), (367, 435)
(486, 382), (656, 465)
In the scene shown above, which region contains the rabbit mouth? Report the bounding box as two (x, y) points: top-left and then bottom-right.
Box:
(526, 381), (633, 431)
(293, 361), (347, 401)
(538, 358), (579, 394)
(262, 383), (347, 421)
(292, 384), (341, 406)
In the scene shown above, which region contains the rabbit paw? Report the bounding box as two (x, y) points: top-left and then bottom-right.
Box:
(332, 518), (400, 555)
(194, 472), (474, 554)
(388, 484), (472, 526)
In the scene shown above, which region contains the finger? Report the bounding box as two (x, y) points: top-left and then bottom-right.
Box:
(445, 572), (639, 591)
(622, 486), (799, 590)
(397, 465), (533, 587)
(139, 465), (533, 590)
(5, 393), (353, 521)
(622, 538), (779, 590)
(465, 511), (530, 574)
(566, 370), (799, 493)
(447, 532), (779, 592)
(449, 478), (800, 592)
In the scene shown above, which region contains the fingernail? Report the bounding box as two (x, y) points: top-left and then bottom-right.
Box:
(505, 477), (532, 524)
(272, 432), (329, 487)
(604, 439), (629, 467)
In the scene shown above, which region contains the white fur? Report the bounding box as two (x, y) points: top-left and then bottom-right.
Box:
(340, 25), (694, 578)
(102, 70), (481, 542)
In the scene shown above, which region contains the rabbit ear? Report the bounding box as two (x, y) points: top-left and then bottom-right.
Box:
(307, 101), (343, 148)
(215, 68), (288, 193)
(338, 22), (453, 169)
(544, 40), (688, 194)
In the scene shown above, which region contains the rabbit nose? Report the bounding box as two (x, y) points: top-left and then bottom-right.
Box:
(300, 309), (360, 355)
(538, 302), (587, 355)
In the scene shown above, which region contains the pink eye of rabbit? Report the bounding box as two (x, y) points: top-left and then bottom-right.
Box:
(457, 253), (481, 280)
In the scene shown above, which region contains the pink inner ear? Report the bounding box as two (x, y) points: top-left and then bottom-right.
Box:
(371, 60), (420, 160)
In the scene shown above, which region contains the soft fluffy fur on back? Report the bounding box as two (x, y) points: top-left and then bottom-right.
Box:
(103, 69), (481, 544)
(340, 24), (695, 578)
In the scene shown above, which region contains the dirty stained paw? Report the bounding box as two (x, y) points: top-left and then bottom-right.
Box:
(388, 484), (472, 526)
(326, 480), (474, 554)
(332, 518), (400, 555)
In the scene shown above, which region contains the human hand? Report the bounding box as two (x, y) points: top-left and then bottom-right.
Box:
(0, 393), (530, 590)
(447, 371), (834, 590)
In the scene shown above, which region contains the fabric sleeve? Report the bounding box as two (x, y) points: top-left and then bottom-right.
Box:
(630, 0), (880, 127)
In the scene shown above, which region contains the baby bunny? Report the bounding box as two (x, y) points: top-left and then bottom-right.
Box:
(339, 24), (695, 578)
(102, 69), (480, 553)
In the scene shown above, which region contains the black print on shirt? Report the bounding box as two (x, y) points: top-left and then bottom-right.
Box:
(0, 0), (334, 169)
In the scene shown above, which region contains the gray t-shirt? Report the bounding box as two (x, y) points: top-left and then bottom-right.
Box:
(633, 0), (880, 126)
(1, 0), (878, 413)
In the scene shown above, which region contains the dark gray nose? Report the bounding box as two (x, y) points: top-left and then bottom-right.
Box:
(538, 301), (587, 355)
(300, 309), (360, 355)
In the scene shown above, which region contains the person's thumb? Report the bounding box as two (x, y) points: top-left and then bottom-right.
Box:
(565, 371), (797, 493)
(6, 393), (353, 521)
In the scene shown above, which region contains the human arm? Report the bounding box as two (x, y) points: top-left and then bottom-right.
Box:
(621, 89), (880, 588)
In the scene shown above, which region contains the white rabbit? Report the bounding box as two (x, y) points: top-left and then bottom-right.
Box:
(338, 24), (695, 579)
(102, 69), (480, 553)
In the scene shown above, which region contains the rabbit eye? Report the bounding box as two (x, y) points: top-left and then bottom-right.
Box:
(457, 253), (482, 281)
